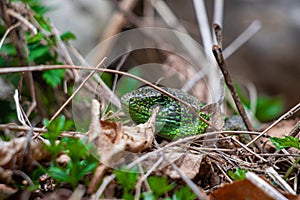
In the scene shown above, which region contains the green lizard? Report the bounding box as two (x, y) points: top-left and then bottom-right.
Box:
(120, 86), (210, 140)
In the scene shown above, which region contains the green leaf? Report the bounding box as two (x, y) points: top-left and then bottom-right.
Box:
(148, 176), (175, 197)
(116, 68), (140, 97)
(28, 45), (50, 62)
(228, 167), (247, 181)
(42, 115), (73, 159)
(256, 96), (283, 122)
(270, 136), (300, 150)
(27, 32), (44, 44)
(233, 84), (283, 122)
(78, 162), (98, 177)
(142, 192), (155, 200)
(48, 167), (70, 182)
(43, 115), (71, 135)
(42, 69), (65, 87)
(123, 192), (135, 200)
(114, 166), (139, 191)
(0, 43), (16, 55)
(60, 31), (76, 41)
(23, 0), (51, 15)
(34, 13), (51, 32)
(173, 186), (196, 200)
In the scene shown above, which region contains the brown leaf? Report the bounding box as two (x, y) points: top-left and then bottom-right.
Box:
(164, 153), (204, 179)
(0, 137), (51, 170)
(87, 99), (157, 193)
(209, 178), (300, 200)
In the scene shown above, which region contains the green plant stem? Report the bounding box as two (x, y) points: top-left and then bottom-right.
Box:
(284, 156), (300, 179)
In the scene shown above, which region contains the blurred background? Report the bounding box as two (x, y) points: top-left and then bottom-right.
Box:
(1, 0), (298, 124)
(43, 0), (300, 113)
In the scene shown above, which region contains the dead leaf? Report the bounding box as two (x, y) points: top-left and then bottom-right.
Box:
(209, 176), (300, 200)
(0, 137), (51, 170)
(164, 153), (205, 179)
(87, 99), (157, 193)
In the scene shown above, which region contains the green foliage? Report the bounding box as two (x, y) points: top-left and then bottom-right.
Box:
(47, 138), (98, 189)
(234, 84), (283, 122)
(42, 69), (66, 88)
(255, 96), (283, 122)
(2, 0), (77, 88)
(142, 184), (196, 200)
(116, 68), (141, 97)
(270, 136), (300, 150)
(173, 186), (196, 200)
(41, 116), (98, 189)
(60, 31), (77, 42)
(148, 176), (175, 197)
(113, 168), (197, 200)
(142, 192), (156, 200)
(114, 166), (139, 200)
(13, 0), (51, 15)
(42, 116), (72, 162)
(270, 136), (300, 179)
(228, 167), (247, 181)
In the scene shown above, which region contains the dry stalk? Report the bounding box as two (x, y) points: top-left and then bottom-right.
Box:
(0, 64), (217, 130)
(0, 22), (20, 49)
(247, 102), (300, 146)
(153, 140), (209, 200)
(39, 58), (106, 131)
(231, 137), (267, 162)
(212, 45), (254, 132)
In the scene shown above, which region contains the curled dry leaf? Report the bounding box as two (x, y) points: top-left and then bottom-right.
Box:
(87, 99), (157, 193)
(87, 99), (157, 163)
(0, 136), (51, 187)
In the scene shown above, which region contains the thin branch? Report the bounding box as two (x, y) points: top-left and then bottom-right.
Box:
(0, 65), (217, 130)
(41, 58), (107, 129)
(153, 140), (208, 200)
(0, 22), (20, 49)
(213, 0), (224, 28)
(193, 0), (213, 58)
(212, 45), (254, 132)
(151, 0), (203, 61)
(288, 120), (300, 137)
(6, 9), (37, 34)
(223, 20), (262, 58)
(92, 174), (115, 200)
(266, 167), (296, 195)
(231, 137), (267, 162)
(183, 20), (261, 92)
(213, 23), (223, 48)
(246, 102), (300, 147)
(52, 27), (74, 65)
(25, 72), (36, 116)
